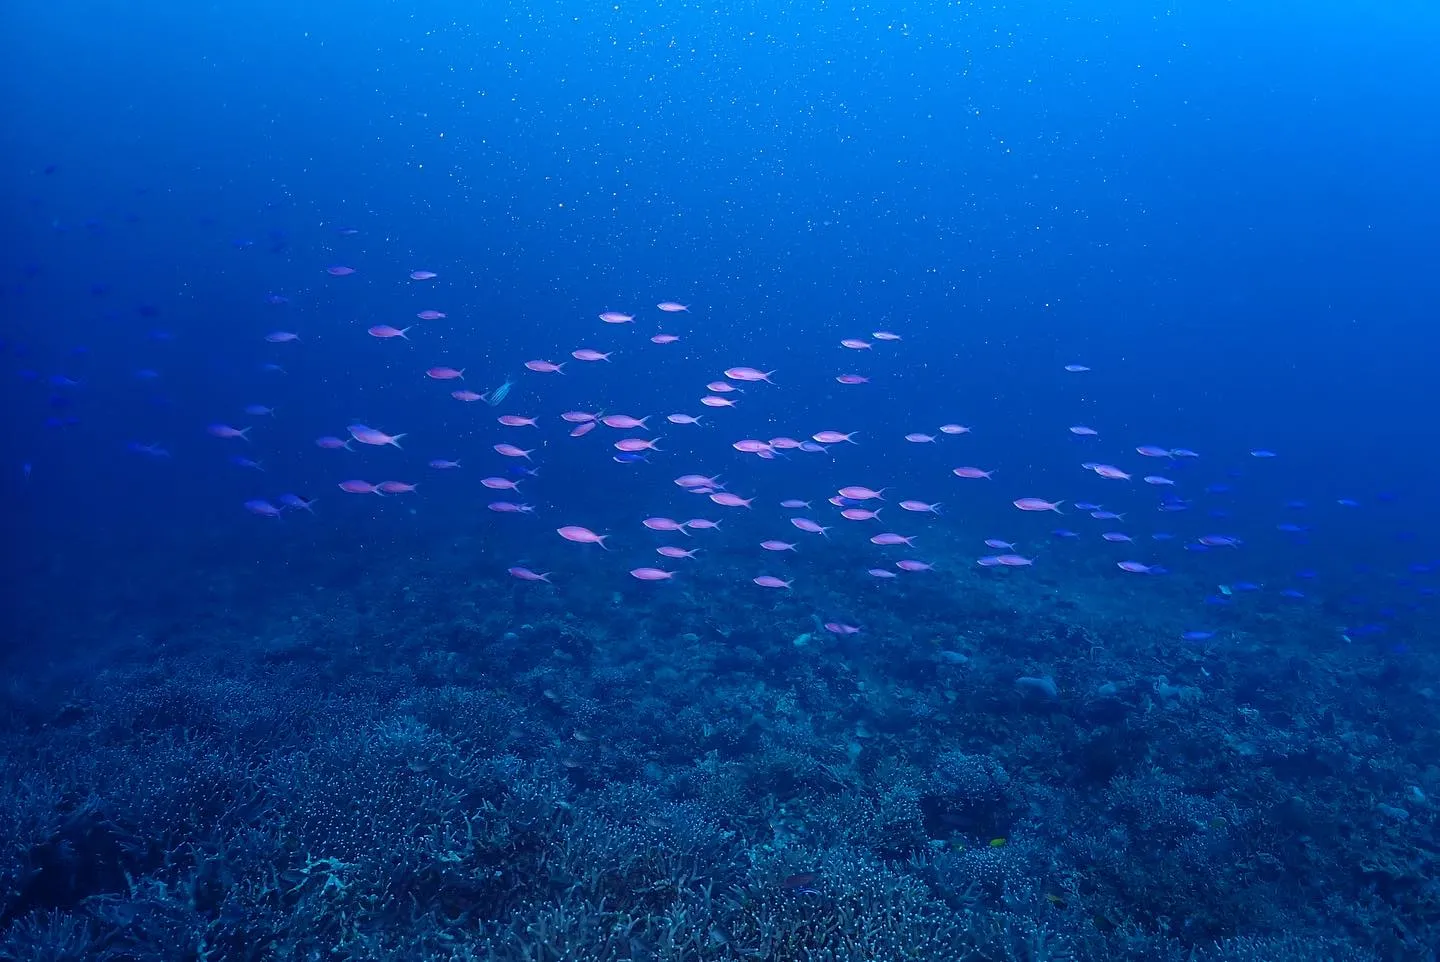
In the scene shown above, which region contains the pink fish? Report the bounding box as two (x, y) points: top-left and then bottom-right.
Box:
(995, 554), (1034, 567)
(1013, 498), (1063, 512)
(598, 311), (634, 323)
(779, 499), (810, 508)
(417, 310), (447, 320)
(905, 433), (936, 443)
(1117, 561), (1156, 573)
(615, 438), (661, 452)
(812, 431), (857, 444)
(675, 475), (722, 488)
(481, 477), (521, 490)
(868, 568), (898, 579)
(701, 396), (736, 407)
(710, 492), (753, 508)
(840, 338), (871, 350)
(872, 330), (901, 341)
(1144, 475), (1175, 485)
(938, 424), (971, 435)
(630, 567), (675, 581)
(667, 413), (703, 425)
(570, 422), (597, 437)
(952, 466), (994, 479)
(498, 415), (538, 427)
(524, 359), (565, 373)
(658, 546), (699, 559)
(265, 331), (299, 343)
(769, 438), (803, 449)
(571, 349), (612, 361)
(350, 427), (405, 447)
(207, 424), (252, 440)
(494, 444), (533, 459)
(339, 480), (382, 494)
(602, 414), (649, 429)
(1069, 426), (1098, 436)
(427, 366), (465, 379)
(706, 381), (737, 393)
(650, 334), (680, 344)
(733, 440), (772, 454)
(643, 517), (688, 533)
(557, 526), (608, 547)
(377, 481), (418, 494)
(824, 622), (861, 634)
(1092, 464), (1131, 480)
(656, 301), (689, 312)
(896, 560), (934, 572)
(753, 576), (791, 589)
(561, 411), (597, 423)
(409, 270), (437, 280)
(836, 374), (869, 384)
(452, 390), (484, 401)
(368, 325), (412, 339)
(724, 367), (775, 383)
(761, 540), (797, 551)
(684, 518), (721, 530)
(984, 539), (1015, 549)
(489, 502), (534, 513)
(899, 500), (941, 513)
(870, 533), (915, 546)
(790, 518), (829, 536)
(315, 436), (353, 450)
(326, 265), (356, 276)
(508, 567), (551, 582)
(841, 507), (881, 521)
(838, 486), (884, 500)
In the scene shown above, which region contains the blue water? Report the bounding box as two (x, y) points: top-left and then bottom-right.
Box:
(3, 2), (1437, 959)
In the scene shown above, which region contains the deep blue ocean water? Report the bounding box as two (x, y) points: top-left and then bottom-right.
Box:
(2, 2), (1438, 960)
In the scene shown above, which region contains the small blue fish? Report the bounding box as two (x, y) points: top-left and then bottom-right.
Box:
(485, 378), (516, 407)
(279, 494), (316, 513)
